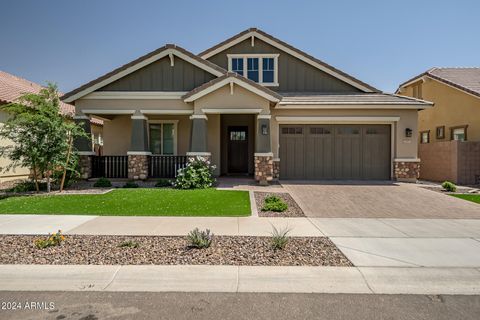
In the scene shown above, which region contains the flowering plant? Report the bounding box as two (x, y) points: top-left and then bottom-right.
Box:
(34, 230), (66, 249)
(173, 156), (216, 189)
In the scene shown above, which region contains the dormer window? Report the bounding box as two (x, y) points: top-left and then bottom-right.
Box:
(228, 54), (279, 86)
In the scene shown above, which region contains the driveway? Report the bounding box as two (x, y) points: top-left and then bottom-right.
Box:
(282, 181), (480, 218)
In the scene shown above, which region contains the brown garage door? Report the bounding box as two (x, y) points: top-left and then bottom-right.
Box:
(279, 124), (391, 180)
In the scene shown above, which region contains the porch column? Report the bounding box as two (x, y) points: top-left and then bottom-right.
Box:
(187, 114), (210, 159)
(74, 113), (94, 179)
(127, 114), (151, 180)
(254, 114), (274, 185)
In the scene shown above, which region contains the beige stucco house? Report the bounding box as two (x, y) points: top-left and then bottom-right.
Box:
(0, 70), (103, 183)
(63, 28), (431, 183)
(397, 67), (480, 184)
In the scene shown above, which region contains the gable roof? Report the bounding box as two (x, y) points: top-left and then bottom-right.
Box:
(0, 70), (75, 116)
(183, 72), (282, 103)
(398, 67), (480, 99)
(199, 28), (379, 93)
(62, 45), (227, 103)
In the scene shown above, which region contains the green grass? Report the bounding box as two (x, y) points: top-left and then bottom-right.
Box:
(451, 194), (480, 204)
(0, 189), (251, 216)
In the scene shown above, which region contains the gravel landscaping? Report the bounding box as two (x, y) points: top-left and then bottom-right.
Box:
(255, 192), (305, 217)
(0, 235), (352, 266)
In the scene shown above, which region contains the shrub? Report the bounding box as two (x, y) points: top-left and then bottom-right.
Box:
(270, 225), (291, 250)
(93, 177), (112, 188)
(118, 240), (139, 248)
(123, 181), (139, 188)
(262, 195), (288, 212)
(442, 181), (457, 192)
(173, 156), (216, 189)
(34, 230), (65, 249)
(155, 179), (172, 188)
(187, 228), (213, 249)
(6, 181), (47, 193)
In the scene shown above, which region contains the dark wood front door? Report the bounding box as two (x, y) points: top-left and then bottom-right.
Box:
(227, 126), (249, 174)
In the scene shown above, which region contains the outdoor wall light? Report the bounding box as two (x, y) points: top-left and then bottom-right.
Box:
(405, 128), (413, 138)
(261, 124), (269, 135)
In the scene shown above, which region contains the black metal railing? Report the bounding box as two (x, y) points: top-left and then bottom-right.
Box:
(149, 155), (188, 178)
(91, 156), (128, 178)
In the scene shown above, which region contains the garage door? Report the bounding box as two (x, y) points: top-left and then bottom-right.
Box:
(279, 124), (391, 180)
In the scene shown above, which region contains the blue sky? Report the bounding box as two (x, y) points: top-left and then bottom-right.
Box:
(0, 0), (478, 93)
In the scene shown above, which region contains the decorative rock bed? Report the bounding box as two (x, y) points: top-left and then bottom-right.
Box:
(0, 235), (352, 267)
(255, 192), (305, 217)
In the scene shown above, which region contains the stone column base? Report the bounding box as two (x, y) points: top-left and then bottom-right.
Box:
(78, 155), (92, 180)
(255, 154), (274, 185)
(394, 160), (420, 182)
(273, 159), (280, 180)
(128, 155), (149, 180)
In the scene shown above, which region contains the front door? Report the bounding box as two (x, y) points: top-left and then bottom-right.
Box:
(227, 126), (249, 174)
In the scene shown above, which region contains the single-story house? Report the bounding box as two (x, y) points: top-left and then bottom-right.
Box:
(62, 28), (432, 183)
(0, 70), (103, 182)
(397, 67), (480, 185)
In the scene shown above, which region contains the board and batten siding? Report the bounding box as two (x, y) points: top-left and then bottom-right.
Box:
(98, 56), (216, 92)
(206, 38), (361, 93)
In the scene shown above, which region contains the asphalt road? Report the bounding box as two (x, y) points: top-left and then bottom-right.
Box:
(1, 292), (479, 320)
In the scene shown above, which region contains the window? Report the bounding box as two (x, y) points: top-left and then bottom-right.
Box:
(230, 131), (246, 141)
(262, 58), (274, 83)
(247, 58), (259, 82)
(231, 58), (243, 76)
(281, 127), (303, 135)
(149, 122), (176, 155)
(420, 131), (430, 144)
(227, 54), (279, 85)
(412, 83), (423, 99)
(451, 126), (467, 141)
(436, 126), (445, 139)
(310, 127), (331, 135)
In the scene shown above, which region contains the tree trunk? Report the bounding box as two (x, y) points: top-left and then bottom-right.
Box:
(60, 135), (73, 192)
(32, 162), (39, 193)
(46, 170), (51, 193)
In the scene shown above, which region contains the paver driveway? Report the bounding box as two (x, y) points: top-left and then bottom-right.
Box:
(282, 181), (480, 218)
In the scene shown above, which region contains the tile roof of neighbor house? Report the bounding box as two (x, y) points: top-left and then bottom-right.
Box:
(198, 27), (380, 93)
(399, 67), (480, 98)
(279, 93), (432, 105)
(0, 70), (102, 125)
(61, 44), (227, 102)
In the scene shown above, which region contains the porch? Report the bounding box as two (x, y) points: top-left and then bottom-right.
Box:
(74, 112), (275, 183)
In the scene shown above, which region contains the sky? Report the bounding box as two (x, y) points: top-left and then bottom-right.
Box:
(0, 0), (478, 93)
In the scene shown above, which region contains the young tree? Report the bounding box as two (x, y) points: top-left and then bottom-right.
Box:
(0, 83), (87, 192)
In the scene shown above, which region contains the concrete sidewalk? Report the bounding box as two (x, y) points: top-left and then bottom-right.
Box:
(1, 265), (480, 295)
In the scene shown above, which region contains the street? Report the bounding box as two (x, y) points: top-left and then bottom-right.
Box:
(1, 292), (479, 320)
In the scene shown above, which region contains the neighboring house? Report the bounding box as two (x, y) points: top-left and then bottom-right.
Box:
(63, 28), (431, 183)
(0, 70), (103, 182)
(397, 67), (480, 185)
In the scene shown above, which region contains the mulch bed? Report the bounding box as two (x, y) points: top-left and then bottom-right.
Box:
(0, 235), (352, 267)
(255, 192), (305, 217)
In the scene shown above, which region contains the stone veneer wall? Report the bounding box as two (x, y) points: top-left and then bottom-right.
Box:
(273, 159), (280, 180)
(128, 155), (149, 180)
(78, 155), (92, 179)
(254, 155), (273, 185)
(394, 161), (420, 182)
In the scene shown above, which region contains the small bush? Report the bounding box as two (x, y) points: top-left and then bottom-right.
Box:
(442, 181), (457, 192)
(173, 156), (216, 189)
(118, 240), (139, 248)
(93, 177), (112, 188)
(155, 179), (172, 188)
(6, 181), (47, 193)
(123, 181), (139, 188)
(187, 228), (213, 249)
(34, 230), (65, 249)
(262, 195), (288, 212)
(270, 225), (291, 250)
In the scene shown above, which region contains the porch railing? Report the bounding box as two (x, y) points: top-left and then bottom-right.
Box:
(91, 156), (128, 178)
(149, 155), (188, 178)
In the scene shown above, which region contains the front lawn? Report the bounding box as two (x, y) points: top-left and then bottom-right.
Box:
(451, 194), (480, 204)
(0, 189), (251, 216)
